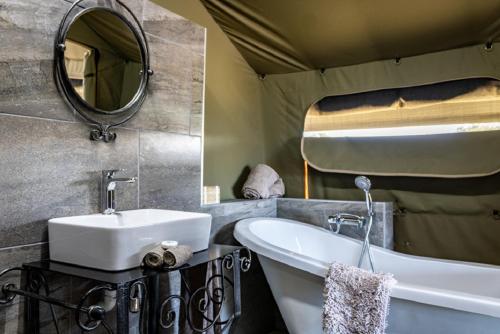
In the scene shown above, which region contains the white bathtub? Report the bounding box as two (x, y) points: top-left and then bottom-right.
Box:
(234, 217), (500, 334)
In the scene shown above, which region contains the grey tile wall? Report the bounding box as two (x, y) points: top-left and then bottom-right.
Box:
(201, 199), (277, 244)
(139, 130), (202, 211)
(0, 115), (139, 248)
(190, 52), (205, 136)
(276, 198), (394, 249)
(0, 0), (205, 332)
(198, 198), (393, 249)
(142, 1), (206, 54)
(129, 33), (194, 133)
(0, 0), (74, 121)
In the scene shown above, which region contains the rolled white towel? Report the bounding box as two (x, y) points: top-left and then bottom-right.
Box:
(242, 164), (280, 199)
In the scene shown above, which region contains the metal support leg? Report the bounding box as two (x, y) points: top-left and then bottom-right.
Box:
(115, 283), (130, 334)
(229, 250), (241, 334)
(148, 275), (160, 334)
(23, 270), (40, 334)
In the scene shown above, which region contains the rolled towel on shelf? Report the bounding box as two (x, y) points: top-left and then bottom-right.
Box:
(142, 245), (165, 269)
(163, 245), (193, 268)
(242, 164), (281, 199)
(142, 244), (193, 269)
(323, 262), (396, 334)
(269, 178), (285, 198)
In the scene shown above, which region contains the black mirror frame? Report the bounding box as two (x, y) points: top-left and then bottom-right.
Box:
(54, 0), (153, 142)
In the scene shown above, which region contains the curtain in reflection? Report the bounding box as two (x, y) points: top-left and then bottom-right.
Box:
(83, 49), (97, 106)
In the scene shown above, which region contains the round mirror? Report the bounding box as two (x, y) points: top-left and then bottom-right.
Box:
(64, 9), (143, 112)
(55, 4), (151, 141)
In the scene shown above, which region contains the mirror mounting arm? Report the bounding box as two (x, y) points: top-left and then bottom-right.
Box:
(90, 126), (117, 143)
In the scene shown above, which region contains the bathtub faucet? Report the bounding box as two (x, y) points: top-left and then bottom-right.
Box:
(327, 176), (376, 272)
(327, 213), (366, 234)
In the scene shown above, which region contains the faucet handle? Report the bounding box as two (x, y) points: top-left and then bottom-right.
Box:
(103, 169), (125, 177)
(327, 214), (342, 234)
(327, 213), (366, 234)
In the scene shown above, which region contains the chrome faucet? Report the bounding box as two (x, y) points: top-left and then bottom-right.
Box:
(327, 176), (376, 272)
(328, 213), (366, 234)
(101, 169), (137, 215)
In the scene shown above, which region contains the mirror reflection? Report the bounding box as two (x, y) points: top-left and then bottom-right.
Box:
(64, 10), (143, 112)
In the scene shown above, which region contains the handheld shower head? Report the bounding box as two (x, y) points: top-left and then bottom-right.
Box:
(355, 175), (376, 271)
(355, 176), (371, 192)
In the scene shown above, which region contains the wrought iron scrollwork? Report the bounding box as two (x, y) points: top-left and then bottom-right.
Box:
(159, 295), (185, 329)
(1, 247), (251, 333)
(76, 284), (115, 333)
(239, 248), (252, 272)
(0, 267), (22, 305)
(222, 254), (234, 270)
(1, 269), (61, 333)
(223, 249), (252, 272)
(188, 273), (234, 333)
(159, 249), (252, 333)
(1, 267), (115, 333)
(159, 273), (235, 333)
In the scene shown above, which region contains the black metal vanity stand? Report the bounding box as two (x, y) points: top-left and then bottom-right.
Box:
(0, 244), (251, 334)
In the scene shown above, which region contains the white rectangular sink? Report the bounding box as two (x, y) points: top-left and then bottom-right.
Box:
(48, 209), (212, 271)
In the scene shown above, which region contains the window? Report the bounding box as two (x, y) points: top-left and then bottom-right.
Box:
(304, 78), (500, 138)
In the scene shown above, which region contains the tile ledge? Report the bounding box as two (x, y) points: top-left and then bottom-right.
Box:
(277, 197), (393, 205)
(200, 198), (276, 208)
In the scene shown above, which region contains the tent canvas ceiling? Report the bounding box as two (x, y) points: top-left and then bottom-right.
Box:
(201, 0), (500, 74)
(153, 1), (500, 264)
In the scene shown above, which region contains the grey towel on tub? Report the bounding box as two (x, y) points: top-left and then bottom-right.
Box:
(242, 164), (280, 199)
(323, 262), (396, 334)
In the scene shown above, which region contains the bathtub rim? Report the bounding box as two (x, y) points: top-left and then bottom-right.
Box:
(234, 217), (500, 319)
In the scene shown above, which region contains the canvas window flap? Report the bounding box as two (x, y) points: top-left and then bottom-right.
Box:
(304, 79), (500, 132)
(302, 131), (500, 178)
(290, 43), (500, 178)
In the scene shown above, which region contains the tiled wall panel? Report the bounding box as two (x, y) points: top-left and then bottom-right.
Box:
(0, 0), (205, 332)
